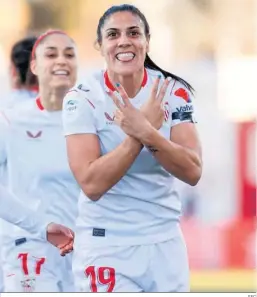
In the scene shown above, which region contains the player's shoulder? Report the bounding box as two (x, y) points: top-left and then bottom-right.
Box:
(146, 68), (164, 82)
(146, 68), (193, 94)
(1, 99), (38, 125)
(64, 69), (107, 111)
(170, 80), (194, 106)
(78, 69), (105, 97)
(146, 68), (176, 91)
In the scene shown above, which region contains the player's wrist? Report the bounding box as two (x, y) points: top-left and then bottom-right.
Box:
(124, 136), (144, 152)
(137, 123), (156, 145)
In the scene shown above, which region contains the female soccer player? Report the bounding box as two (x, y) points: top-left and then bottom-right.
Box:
(63, 4), (202, 293)
(0, 30), (80, 292)
(0, 36), (38, 293)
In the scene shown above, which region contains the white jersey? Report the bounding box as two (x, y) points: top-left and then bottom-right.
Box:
(0, 185), (48, 240)
(0, 89), (37, 186)
(0, 98), (80, 243)
(0, 89), (37, 109)
(62, 68), (197, 247)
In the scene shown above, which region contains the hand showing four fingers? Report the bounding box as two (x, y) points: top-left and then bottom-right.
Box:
(140, 76), (171, 130)
(107, 76), (171, 140)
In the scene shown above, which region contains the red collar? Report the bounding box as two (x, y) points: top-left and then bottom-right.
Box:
(104, 68), (148, 91)
(36, 97), (44, 110)
(30, 86), (39, 92)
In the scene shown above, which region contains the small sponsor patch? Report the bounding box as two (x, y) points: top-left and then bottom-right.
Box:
(92, 228), (105, 237)
(15, 237), (27, 246)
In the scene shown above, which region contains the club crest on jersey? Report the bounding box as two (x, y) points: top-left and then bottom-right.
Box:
(21, 276), (36, 292)
(174, 88), (191, 103)
(163, 101), (170, 122)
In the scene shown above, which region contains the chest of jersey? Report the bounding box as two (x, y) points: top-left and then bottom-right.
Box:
(94, 92), (172, 174)
(6, 120), (72, 186)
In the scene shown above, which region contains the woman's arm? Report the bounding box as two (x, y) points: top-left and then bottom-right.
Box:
(63, 86), (144, 201)
(139, 122), (202, 185)
(63, 79), (171, 200)
(66, 134), (143, 201)
(139, 83), (202, 185)
(0, 185), (49, 239)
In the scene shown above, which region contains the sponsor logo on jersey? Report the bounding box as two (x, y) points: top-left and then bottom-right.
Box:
(26, 131), (42, 139)
(176, 104), (193, 113)
(78, 84), (90, 92)
(104, 112), (115, 124)
(174, 88), (191, 103)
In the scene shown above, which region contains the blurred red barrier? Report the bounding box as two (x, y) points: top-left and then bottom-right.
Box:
(182, 218), (255, 269)
(223, 218), (256, 269)
(237, 120), (256, 218)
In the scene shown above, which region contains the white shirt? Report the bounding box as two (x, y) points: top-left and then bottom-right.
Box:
(0, 89), (38, 186)
(0, 89), (37, 110)
(0, 98), (80, 243)
(0, 185), (48, 240)
(62, 68), (197, 247)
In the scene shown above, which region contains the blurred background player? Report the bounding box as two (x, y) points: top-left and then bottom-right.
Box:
(0, 36), (38, 109)
(0, 35), (38, 292)
(63, 4), (201, 293)
(0, 30), (80, 292)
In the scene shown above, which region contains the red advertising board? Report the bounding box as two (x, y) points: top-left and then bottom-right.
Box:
(237, 120), (256, 218)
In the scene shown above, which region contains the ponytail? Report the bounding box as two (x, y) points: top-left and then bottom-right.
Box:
(144, 54), (194, 93)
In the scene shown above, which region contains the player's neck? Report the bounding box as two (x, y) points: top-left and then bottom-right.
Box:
(108, 69), (144, 98)
(39, 88), (66, 111)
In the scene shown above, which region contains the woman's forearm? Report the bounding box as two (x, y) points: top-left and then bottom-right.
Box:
(79, 137), (143, 200)
(140, 127), (202, 185)
(0, 185), (48, 239)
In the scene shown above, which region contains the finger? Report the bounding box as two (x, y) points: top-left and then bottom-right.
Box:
(57, 238), (73, 249)
(114, 109), (122, 118)
(60, 244), (73, 256)
(60, 244), (73, 253)
(60, 248), (73, 256)
(157, 77), (172, 102)
(115, 83), (132, 108)
(150, 75), (162, 101)
(107, 91), (124, 110)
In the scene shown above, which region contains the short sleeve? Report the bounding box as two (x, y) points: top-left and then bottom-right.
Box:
(0, 110), (8, 164)
(62, 87), (97, 136)
(170, 82), (197, 127)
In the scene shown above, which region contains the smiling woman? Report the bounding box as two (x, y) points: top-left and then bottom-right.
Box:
(0, 29), (80, 292)
(96, 4), (193, 98)
(63, 3), (202, 293)
(30, 30), (77, 110)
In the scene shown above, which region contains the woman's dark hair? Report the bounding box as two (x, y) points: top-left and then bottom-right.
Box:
(11, 36), (38, 87)
(96, 4), (194, 93)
